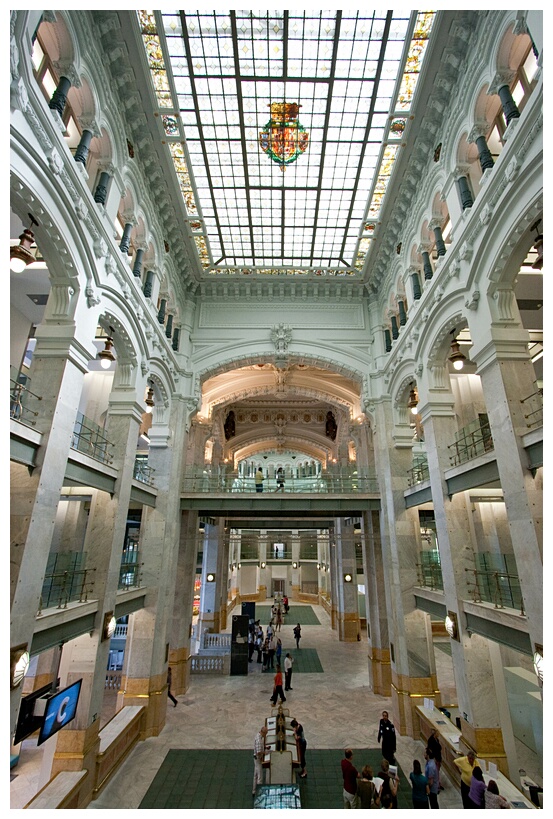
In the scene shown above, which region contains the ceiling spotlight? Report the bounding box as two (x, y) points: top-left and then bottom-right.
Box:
(145, 381), (155, 413)
(10, 213), (39, 273)
(407, 383), (419, 415)
(98, 327), (116, 369)
(449, 330), (466, 371)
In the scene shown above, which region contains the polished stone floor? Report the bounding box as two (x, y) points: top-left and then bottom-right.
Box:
(12, 601), (532, 810)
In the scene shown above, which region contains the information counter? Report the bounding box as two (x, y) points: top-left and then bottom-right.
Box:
(416, 705), (536, 809)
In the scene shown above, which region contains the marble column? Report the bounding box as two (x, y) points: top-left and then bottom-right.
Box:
(117, 396), (187, 737)
(258, 533), (268, 601)
(10, 339), (90, 735)
(471, 337), (542, 649)
(48, 75), (71, 117)
(47, 393), (143, 805)
(119, 221), (133, 255)
(198, 521), (223, 634)
(169, 509), (199, 696)
(420, 390), (507, 767)
(335, 518), (360, 641)
(372, 398), (437, 738)
(362, 510), (391, 694)
(291, 531), (300, 599)
(329, 529), (339, 630)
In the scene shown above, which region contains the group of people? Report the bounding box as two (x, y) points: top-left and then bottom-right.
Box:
(342, 748), (400, 809)
(453, 750), (511, 809)
(253, 467), (286, 492)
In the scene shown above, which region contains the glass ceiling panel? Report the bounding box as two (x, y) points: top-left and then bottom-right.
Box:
(140, 9), (436, 276)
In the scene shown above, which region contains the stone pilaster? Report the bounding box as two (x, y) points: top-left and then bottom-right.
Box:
(335, 518), (360, 641)
(168, 509), (199, 696)
(362, 510), (391, 695)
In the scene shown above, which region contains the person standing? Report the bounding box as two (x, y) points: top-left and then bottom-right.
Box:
(262, 637), (270, 671)
(270, 665), (286, 705)
(427, 729), (443, 790)
(290, 719), (307, 778)
(378, 759), (399, 809)
(356, 765), (380, 809)
(410, 759), (430, 808)
(253, 725), (268, 796)
(275, 637), (282, 666)
(268, 634), (276, 669)
(284, 652), (294, 690)
(166, 667), (178, 707)
(341, 748), (360, 808)
(276, 606), (283, 632)
(453, 751), (481, 808)
(255, 631), (263, 663)
(276, 466), (285, 491)
(377, 711), (396, 764)
(468, 766), (486, 808)
(424, 748), (440, 809)
(283, 594), (289, 614)
(484, 780), (511, 809)
(293, 623), (301, 649)
(248, 629), (255, 663)
(255, 468), (264, 493)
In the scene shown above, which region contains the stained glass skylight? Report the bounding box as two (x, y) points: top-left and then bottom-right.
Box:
(139, 10), (435, 277)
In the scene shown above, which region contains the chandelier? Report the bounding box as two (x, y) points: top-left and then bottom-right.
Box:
(259, 102), (309, 171)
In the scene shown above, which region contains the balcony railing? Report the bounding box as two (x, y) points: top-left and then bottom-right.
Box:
(465, 552), (524, 613)
(72, 412), (114, 465)
(133, 457), (155, 486)
(521, 388), (543, 430)
(10, 376), (42, 426)
(407, 458), (430, 486)
(39, 551), (95, 613)
(182, 468), (378, 494)
(448, 415), (494, 466)
(119, 548), (142, 589)
(416, 551), (443, 591)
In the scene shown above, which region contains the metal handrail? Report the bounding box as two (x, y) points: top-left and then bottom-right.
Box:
(416, 560), (444, 591)
(10, 378), (42, 425)
(182, 471), (379, 494)
(38, 568), (95, 614)
(71, 412), (114, 465)
(133, 458), (156, 485)
(464, 567), (525, 615)
(407, 459), (430, 486)
(448, 416), (494, 466)
(520, 389), (543, 429)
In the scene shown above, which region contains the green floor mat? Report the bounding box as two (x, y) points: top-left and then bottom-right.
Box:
(138, 748), (411, 809)
(280, 647), (323, 673)
(256, 605), (321, 625)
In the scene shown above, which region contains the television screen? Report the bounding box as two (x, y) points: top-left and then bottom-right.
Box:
(13, 682), (55, 745)
(37, 679), (82, 746)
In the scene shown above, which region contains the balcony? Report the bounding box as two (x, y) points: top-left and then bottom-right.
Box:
(72, 412), (114, 465)
(465, 552), (524, 614)
(10, 369), (41, 428)
(182, 467), (379, 494)
(38, 552), (95, 613)
(448, 415), (494, 467)
(416, 550), (443, 591)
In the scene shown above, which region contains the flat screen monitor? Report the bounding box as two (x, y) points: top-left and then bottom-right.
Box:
(13, 682), (55, 745)
(37, 679), (82, 746)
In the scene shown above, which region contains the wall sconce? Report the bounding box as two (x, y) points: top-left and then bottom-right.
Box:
(10, 213), (39, 273)
(206, 573), (215, 582)
(533, 643), (543, 683)
(407, 382), (418, 415)
(238, 562), (241, 569)
(102, 611), (116, 641)
(317, 563), (320, 570)
(343, 573), (353, 583)
(292, 562), (298, 569)
(260, 561), (266, 569)
(98, 326), (116, 369)
(449, 329), (466, 371)
(144, 381), (155, 413)
(11, 643), (30, 689)
(445, 611), (459, 640)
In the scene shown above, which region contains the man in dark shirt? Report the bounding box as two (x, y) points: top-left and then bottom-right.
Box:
(341, 748), (359, 808)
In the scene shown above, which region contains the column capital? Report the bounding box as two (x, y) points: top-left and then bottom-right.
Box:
(121, 211), (138, 227)
(428, 218), (443, 232)
(467, 121), (490, 144)
(52, 61), (81, 88)
(488, 70), (516, 96)
(77, 116), (101, 138)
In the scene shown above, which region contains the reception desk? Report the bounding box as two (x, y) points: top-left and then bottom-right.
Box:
(415, 705), (536, 809)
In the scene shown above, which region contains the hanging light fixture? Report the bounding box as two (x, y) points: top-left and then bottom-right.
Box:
(10, 213), (39, 273)
(98, 327), (116, 369)
(144, 381), (155, 413)
(530, 219), (543, 270)
(259, 102), (309, 172)
(449, 330), (466, 370)
(407, 382), (419, 414)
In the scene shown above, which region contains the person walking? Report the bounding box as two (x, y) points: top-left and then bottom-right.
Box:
(377, 710), (396, 764)
(453, 751), (481, 808)
(166, 667), (178, 707)
(291, 719), (307, 778)
(283, 594), (289, 614)
(284, 652), (294, 690)
(410, 759), (430, 808)
(269, 665), (286, 705)
(275, 466), (285, 492)
(276, 606), (283, 632)
(248, 629), (255, 663)
(341, 748), (360, 808)
(268, 634), (276, 669)
(293, 623), (301, 649)
(275, 637), (282, 666)
(253, 725), (268, 796)
(255, 632), (263, 663)
(424, 748), (440, 809)
(255, 468), (264, 493)
(262, 637), (270, 672)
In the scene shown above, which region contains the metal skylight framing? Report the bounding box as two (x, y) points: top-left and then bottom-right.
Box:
(139, 10), (435, 277)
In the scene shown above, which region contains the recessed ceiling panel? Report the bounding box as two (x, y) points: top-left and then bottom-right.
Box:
(139, 10), (436, 277)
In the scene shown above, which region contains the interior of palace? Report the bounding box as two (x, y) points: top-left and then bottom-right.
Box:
(10, 8), (543, 810)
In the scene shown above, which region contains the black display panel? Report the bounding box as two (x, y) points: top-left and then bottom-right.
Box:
(13, 682), (55, 745)
(37, 679), (82, 746)
(230, 614), (249, 676)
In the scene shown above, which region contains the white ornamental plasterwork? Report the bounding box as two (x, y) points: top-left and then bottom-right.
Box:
(465, 290), (480, 310)
(271, 323), (292, 353)
(85, 285), (100, 308)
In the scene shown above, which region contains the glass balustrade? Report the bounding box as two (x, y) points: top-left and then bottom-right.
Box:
(520, 387), (543, 430)
(10, 368), (42, 427)
(39, 551), (94, 612)
(416, 550), (443, 590)
(448, 414), (494, 466)
(182, 467), (378, 494)
(71, 412), (114, 464)
(465, 552), (524, 613)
